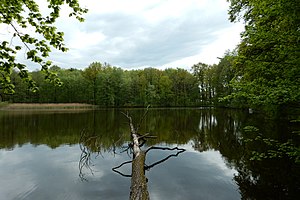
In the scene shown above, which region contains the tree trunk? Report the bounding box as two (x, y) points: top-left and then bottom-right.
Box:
(130, 141), (149, 200)
(127, 115), (150, 200)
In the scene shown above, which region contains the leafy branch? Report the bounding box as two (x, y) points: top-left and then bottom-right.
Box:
(0, 0), (88, 93)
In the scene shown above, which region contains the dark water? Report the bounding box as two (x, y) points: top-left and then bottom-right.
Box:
(0, 108), (299, 200)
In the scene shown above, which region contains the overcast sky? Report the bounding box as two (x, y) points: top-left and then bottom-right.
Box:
(2, 0), (244, 71)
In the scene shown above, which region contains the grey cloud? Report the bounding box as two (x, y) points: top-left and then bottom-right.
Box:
(54, 5), (234, 69)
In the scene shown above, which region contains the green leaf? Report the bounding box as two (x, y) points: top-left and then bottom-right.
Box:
(15, 46), (22, 50)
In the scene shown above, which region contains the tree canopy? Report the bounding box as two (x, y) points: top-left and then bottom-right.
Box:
(226, 0), (300, 112)
(0, 0), (87, 93)
(2, 65), (201, 107)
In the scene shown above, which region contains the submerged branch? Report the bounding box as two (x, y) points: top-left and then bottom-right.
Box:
(114, 109), (186, 200)
(79, 108), (185, 200)
(112, 160), (133, 178)
(145, 146), (186, 171)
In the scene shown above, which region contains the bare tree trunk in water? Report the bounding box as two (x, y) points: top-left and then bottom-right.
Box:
(79, 107), (185, 200)
(130, 141), (149, 199)
(123, 112), (150, 200)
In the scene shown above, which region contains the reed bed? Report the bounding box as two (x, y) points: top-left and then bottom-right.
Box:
(0, 103), (96, 110)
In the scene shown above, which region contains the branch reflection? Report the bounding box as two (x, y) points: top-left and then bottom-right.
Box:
(112, 146), (186, 177)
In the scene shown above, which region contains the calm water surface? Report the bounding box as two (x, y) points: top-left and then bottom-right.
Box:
(0, 108), (298, 200)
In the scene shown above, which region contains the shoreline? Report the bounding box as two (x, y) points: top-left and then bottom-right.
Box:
(0, 103), (96, 111)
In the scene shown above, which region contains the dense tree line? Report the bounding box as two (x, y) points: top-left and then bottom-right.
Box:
(2, 63), (203, 107)
(1, 51), (241, 108)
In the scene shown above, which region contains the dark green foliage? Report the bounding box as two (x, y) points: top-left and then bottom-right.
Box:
(82, 62), (103, 104)
(4, 63), (200, 107)
(243, 126), (300, 163)
(190, 0), (300, 112)
(227, 0), (300, 112)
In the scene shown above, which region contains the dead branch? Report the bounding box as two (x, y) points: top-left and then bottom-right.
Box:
(144, 146), (186, 171)
(138, 133), (157, 139)
(112, 160), (133, 178)
(136, 105), (151, 133)
(145, 146), (185, 154)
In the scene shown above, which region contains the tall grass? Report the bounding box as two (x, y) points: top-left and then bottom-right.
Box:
(0, 103), (96, 110)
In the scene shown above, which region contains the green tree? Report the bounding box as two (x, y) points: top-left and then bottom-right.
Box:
(82, 62), (102, 104)
(192, 63), (208, 104)
(125, 70), (141, 106)
(8, 70), (29, 102)
(165, 68), (198, 106)
(56, 68), (89, 103)
(213, 51), (237, 105)
(143, 68), (161, 105)
(203, 65), (216, 104)
(157, 75), (173, 106)
(136, 70), (148, 105)
(227, 0), (300, 113)
(0, 0), (87, 94)
(109, 67), (127, 106)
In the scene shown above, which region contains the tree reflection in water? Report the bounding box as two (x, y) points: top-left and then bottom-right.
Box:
(1, 108), (298, 199)
(112, 146), (185, 177)
(191, 109), (300, 200)
(79, 109), (185, 200)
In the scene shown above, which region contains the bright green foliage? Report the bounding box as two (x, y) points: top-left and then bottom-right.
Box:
(0, 0), (87, 94)
(227, 0), (300, 111)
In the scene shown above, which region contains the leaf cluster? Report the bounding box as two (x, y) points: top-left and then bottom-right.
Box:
(243, 126), (300, 164)
(0, 0), (88, 93)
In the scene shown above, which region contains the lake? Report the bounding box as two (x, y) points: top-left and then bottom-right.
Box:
(0, 108), (299, 200)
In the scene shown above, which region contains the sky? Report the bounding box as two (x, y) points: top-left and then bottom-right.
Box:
(1, 0), (244, 71)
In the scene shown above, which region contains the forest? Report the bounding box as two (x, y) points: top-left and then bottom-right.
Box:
(1, 54), (237, 108)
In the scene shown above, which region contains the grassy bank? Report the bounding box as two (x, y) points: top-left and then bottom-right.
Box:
(0, 103), (96, 110)
(0, 102), (9, 108)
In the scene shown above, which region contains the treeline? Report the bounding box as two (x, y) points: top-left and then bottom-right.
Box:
(191, 51), (236, 106)
(3, 63), (202, 107)
(2, 52), (239, 108)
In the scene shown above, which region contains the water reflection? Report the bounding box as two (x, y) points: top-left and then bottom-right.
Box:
(0, 108), (298, 199)
(80, 109), (187, 199)
(0, 144), (130, 200)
